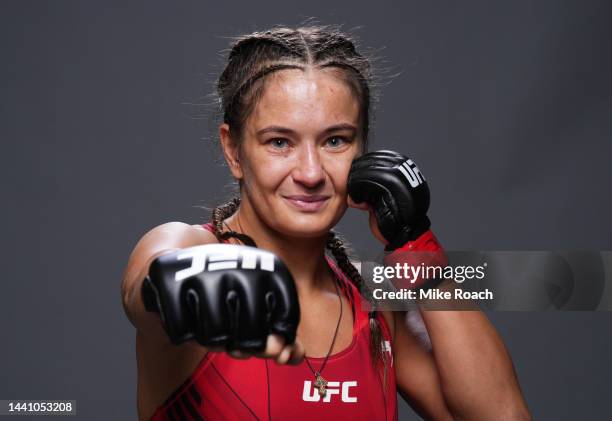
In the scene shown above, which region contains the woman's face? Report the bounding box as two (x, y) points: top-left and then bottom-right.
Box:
(227, 68), (363, 238)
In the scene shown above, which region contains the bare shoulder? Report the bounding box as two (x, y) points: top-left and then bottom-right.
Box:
(138, 221), (217, 250)
(125, 221), (216, 281)
(122, 221), (218, 328)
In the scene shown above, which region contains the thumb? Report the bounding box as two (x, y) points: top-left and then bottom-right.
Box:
(368, 210), (389, 246)
(347, 195), (369, 210)
(285, 338), (305, 365)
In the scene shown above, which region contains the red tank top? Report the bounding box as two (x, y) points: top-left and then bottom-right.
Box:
(150, 224), (397, 421)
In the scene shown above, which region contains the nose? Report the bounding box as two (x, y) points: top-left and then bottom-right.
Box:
(291, 143), (325, 189)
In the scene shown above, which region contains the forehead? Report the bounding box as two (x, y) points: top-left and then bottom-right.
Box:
(246, 68), (360, 132)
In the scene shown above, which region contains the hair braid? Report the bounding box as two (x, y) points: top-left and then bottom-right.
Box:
(326, 231), (389, 383)
(215, 25), (375, 151)
(210, 197), (257, 247)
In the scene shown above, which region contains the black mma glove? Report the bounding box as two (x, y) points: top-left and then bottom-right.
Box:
(348, 150), (447, 290)
(348, 150), (431, 251)
(141, 244), (300, 352)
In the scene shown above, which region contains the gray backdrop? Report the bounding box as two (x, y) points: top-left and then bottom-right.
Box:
(1, 1), (611, 419)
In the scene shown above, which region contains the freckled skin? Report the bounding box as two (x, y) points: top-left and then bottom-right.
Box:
(235, 68), (363, 238)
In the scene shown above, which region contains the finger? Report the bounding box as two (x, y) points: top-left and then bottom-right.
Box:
(347, 177), (383, 206)
(268, 271), (300, 345)
(351, 151), (405, 171)
(257, 333), (285, 359)
(186, 289), (203, 342)
(226, 274), (269, 353)
(370, 190), (399, 242)
(286, 339), (305, 365)
(368, 210), (389, 245)
(275, 344), (294, 365)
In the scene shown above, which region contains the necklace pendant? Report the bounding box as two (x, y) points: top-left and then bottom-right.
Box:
(314, 373), (328, 397)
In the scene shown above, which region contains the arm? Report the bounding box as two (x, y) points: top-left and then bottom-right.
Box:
(121, 221), (304, 362)
(121, 221), (217, 344)
(416, 281), (531, 420)
(391, 304), (530, 420)
(383, 310), (454, 420)
(348, 151), (531, 420)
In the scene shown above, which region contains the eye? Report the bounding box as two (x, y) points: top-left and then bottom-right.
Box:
(268, 138), (290, 149)
(325, 136), (349, 148)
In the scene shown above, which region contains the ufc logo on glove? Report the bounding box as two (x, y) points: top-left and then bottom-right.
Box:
(174, 244), (276, 282)
(399, 159), (425, 188)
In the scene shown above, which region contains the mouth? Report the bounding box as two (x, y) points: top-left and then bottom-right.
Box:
(282, 194), (331, 212)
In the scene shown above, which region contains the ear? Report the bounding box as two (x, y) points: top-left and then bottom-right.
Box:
(219, 123), (243, 180)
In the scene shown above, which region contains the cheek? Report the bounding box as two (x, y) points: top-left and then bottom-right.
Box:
(241, 156), (290, 194)
(324, 157), (352, 194)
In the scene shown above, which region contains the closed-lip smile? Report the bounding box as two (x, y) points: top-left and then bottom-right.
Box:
(282, 194), (331, 211)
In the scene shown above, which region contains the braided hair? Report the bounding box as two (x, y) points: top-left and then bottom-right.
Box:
(211, 25), (389, 383)
(216, 24), (374, 150)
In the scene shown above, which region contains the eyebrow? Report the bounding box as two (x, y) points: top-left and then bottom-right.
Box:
(256, 123), (358, 136)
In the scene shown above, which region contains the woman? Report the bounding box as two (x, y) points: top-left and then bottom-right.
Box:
(122, 25), (530, 420)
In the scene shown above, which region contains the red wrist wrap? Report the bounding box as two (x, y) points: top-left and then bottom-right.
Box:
(383, 230), (448, 290)
(394, 230), (445, 253)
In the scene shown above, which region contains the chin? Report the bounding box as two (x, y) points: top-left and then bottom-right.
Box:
(273, 210), (344, 239)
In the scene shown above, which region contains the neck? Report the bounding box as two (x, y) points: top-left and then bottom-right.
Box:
(223, 197), (334, 296)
